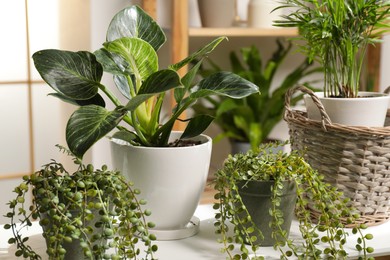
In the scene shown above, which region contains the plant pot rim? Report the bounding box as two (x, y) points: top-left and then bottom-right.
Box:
(308, 91), (390, 101)
(110, 131), (212, 150)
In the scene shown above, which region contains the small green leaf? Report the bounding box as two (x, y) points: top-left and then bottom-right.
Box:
(180, 114), (214, 139)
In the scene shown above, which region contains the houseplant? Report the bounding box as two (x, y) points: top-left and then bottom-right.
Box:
(213, 142), (374, 259)
(193, 39), (319, 152)
(4, 145), (156, 259)
(274, 0), (390, 126)
(32, 5), (259, 159)
(32, 5), (259, 239)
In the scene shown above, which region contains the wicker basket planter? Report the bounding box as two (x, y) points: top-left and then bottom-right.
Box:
(284, 85), (390, 227)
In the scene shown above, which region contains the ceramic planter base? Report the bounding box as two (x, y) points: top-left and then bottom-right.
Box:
(111, 132), (212, 240)
(149, 216), (200, 241)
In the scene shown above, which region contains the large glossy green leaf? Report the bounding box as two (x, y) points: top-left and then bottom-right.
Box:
(138, 70), (182, 94)
(106, 5), (166, 51)
(104, 38), (158, 81)
(94, 48), (131, 75)
(190, 72), (259, 99)
(66, 105), (125, 158)
(32, 50), (103, 100)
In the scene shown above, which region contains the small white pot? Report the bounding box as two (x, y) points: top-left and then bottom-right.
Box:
(304, 92), (390, 127)
(198, 0), (235, 27)
(247, 0), (281, 28)
(110, 132), (212, 240)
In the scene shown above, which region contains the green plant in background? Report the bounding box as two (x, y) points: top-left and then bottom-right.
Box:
(193, 40), (320, 150)
(32, 5), (259, 159)
(213, 142), (373, 259)
(5, 146), (156, 260)
(274, 0), (390, 98)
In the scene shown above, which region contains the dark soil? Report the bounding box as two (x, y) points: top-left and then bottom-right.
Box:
(168, 139), (202, 147)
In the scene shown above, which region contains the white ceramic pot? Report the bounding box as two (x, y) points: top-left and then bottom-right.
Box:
(110, 132), (212, 240)
(198, 0), (235, 27)
(247, 0), (281, 28)
(304, 92), (390, 127)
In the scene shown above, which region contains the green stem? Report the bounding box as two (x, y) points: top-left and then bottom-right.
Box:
(153, 97), (194, 138)
(131, 112), (151, 146)
(98, 83), (122, 107)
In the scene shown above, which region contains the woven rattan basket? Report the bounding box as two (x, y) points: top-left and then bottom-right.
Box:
(284, 85), (390, 227)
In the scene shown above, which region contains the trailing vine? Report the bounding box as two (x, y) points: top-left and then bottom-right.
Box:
(5, 146), (157, 259)
(213, 142), (373, 259)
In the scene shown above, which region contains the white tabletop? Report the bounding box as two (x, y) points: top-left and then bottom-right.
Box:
(1, 204), (390, 259)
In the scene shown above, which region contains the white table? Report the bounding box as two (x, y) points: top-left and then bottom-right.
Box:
(1, 205), (390, 259)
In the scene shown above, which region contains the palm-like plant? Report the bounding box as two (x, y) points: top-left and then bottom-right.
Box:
(275, 0), (390, 98)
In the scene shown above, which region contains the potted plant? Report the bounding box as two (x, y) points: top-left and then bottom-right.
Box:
(4, 145), (156, 259)
(213, 142), (374, 259)
(274, 0), (390, 126)
(31, 5), (259, 239)
(193, 39), (320, 153)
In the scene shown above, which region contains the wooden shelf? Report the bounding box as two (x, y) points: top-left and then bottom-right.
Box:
(189, 27), (298, 37)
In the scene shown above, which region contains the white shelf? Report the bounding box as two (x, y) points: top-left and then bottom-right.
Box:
(189, 27), (298, 37)
(2, 205), (390, 259)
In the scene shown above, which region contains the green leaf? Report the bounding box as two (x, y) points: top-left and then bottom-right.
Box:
(106, 5), (166, 51)
(175, 60), (203, 104)
(214, 98), (235, 115)
(48, 92), (106, 107)
(104, 37), (158, 82)
(94, 48), (131, 75)
(138, 69), (182, 95)
(124, 93), (154, 111)
(180, 114), (214, 139)
(111, 130), (138, 144)
(32, 49), (103, 100)
(66, 105), (126, 158)
(124, 70), (182, 112)
(170, 37), (227, 71)
(190, 72), (259, 99)
(113, 74), (132, 100)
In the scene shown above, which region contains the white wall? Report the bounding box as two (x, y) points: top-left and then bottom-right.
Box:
(380, 35), (390, 92)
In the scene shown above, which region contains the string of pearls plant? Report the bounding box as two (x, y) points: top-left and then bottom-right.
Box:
(5, 145), (157, 259)
(213, 142), (374, 259)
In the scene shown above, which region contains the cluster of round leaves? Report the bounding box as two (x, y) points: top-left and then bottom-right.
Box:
(213, 141), (374, 260)
(4, 148), (157, 259)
